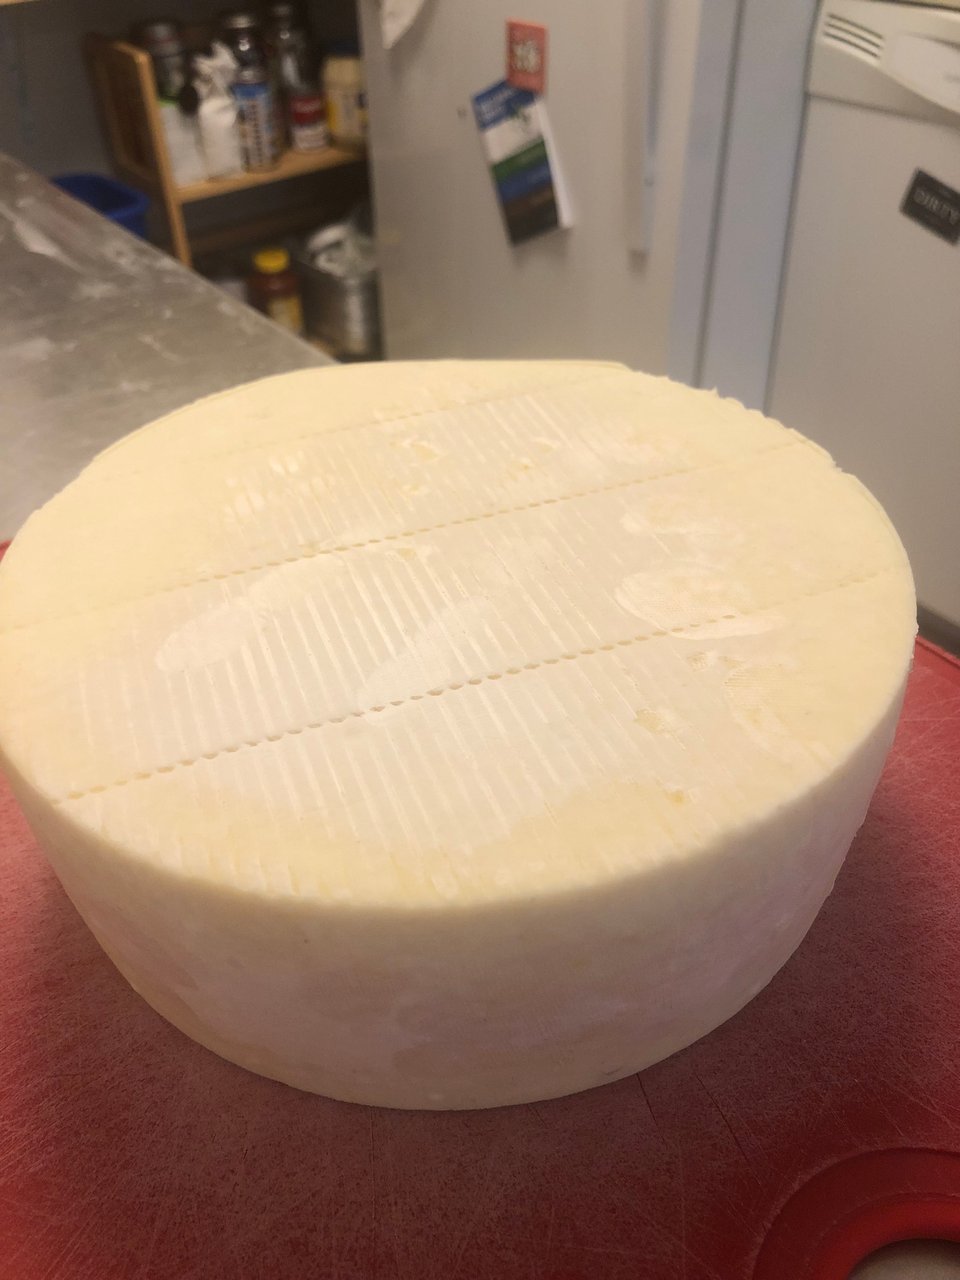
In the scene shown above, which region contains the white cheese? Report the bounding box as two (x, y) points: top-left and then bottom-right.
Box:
(0, 361), (915, 1109)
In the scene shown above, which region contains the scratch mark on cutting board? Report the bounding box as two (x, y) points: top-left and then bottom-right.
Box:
(890, 1074), (957, 1131)
(632, 1076), (728, 1280)
(543, 1200), (557, 1268)
(135, 1201), (166, 1280)
(693, 1070), (761, 1182)
(860, 1081), (911, 1144)
(34, 1185), (101, 1280)
(368, 1110), (378, 1236)
(527, 1102), (548, 1126)
(446, 1145), (502, 1274)
(678, 1148), (687, 1280)
(635, 1073), (666, 1145)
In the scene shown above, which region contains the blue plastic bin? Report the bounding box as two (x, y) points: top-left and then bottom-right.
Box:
(51, 173), (150, 239)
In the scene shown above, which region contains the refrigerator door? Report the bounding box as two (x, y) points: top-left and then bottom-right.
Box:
(769, 0), (960, 631)
(358, 0), (736, 375)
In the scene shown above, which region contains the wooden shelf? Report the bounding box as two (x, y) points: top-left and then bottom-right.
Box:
(177, 146), (364, 203)
(84, 33), (369, 268)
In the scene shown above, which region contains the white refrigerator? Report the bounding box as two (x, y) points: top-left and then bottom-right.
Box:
(358, 0), (815, 404)
(769, 0), (960, 637)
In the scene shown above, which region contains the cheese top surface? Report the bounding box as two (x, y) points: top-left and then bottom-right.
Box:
(0, 361), (915, 908)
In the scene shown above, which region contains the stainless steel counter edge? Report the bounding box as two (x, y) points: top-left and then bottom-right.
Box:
(0, 152), (329, 540)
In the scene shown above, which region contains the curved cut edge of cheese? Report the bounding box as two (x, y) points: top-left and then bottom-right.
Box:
(4, 663), (906, 1108)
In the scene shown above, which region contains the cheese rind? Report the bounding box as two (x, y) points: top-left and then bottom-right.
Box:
(0, 362), (915, 1108)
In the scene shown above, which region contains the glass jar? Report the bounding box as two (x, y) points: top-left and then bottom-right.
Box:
(247, 247), (304, 334)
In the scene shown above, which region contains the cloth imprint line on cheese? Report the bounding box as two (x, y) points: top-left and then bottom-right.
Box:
(56, 565), (895, 804)
(82, 367), (626, 482)
(4, 438), (804, 635)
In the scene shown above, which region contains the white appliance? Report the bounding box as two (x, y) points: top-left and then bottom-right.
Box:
(358, 0), (813, 396)
(769, 0), (960, 637)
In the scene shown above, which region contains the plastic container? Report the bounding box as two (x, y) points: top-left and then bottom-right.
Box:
(51, 173), (150, 239)
(323, 44), (366, 147)
(247, 247), (304, 334)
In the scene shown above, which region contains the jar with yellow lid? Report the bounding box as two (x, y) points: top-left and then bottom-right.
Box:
(247, 247), (304, 335)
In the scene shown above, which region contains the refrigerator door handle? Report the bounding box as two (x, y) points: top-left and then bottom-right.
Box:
(623, 0), (662, 254)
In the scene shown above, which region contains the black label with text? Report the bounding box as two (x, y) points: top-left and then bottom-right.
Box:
(901, 169), (960, 245)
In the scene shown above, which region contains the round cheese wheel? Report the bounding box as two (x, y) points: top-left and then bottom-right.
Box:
(0, 361), (915, 1109)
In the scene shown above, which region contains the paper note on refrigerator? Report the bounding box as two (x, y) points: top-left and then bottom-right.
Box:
(471, 80), (572, 245)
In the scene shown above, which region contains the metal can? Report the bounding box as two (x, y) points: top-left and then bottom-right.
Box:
(297, 222), (380, 360)
(288, 90), (329, 152)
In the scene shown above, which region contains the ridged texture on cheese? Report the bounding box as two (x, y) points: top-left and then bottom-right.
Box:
(0, 361), (916, 1108)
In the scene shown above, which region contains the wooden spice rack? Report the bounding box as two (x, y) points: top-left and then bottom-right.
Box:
(84, 34), (367, 267)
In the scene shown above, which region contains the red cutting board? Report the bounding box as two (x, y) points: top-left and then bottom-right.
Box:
(1, 541), (959, 1280)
